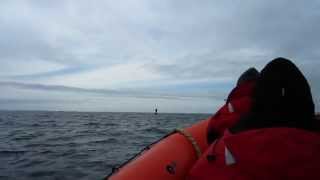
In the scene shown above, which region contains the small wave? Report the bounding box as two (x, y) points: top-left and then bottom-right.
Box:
(103, 122), (117, 126)
(74, 138), (119, 146)
(44, 136), (72, 142)
(0, 150), (27, 157)
(31, 123), (41, 127)
(39, 150), (54, 154)
(4, 121), (16, 126)
(13, 134), (38, 141)
(42, 120), (56, 123)
(74, 130), (95, 135)
(0, 150), (27, 154)
(10, 157), (27, 166)
(29, 170), (56, 178)
(19, 159), (47, 168)
(84, 122), (100, 126)
(87, 148), (97, 152)
(90, 138), (118, 144)
(108, 131), (123, 137)
(69, 152), (90, 159)
(24, 143), (57, 148)
(60, 149), (77, 156)
(141, 127), (168, 135)
(36, 114), (51, 119)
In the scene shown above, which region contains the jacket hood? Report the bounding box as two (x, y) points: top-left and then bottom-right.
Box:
(254, 57), (314, 119)
(231, 57), (318, 133)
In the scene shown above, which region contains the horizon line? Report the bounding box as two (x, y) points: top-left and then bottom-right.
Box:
(0, 109), (213, 115)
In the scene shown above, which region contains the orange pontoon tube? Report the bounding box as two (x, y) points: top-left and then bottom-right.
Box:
(106, 119), (210, 180)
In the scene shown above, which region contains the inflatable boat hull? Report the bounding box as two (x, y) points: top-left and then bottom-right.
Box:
(106, 119), (209, 180)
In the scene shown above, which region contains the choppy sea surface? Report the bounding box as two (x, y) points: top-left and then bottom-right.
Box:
(0, 111), (210, 180)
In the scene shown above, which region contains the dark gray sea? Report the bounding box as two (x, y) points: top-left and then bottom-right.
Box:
(0, 111), (210, 180)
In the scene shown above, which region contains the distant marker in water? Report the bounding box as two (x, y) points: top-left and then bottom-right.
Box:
(155, 108), (158, 115)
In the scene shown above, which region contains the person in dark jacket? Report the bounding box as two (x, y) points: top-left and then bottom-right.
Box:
(230, 57), (318, 133)
(187, 57), (320, 180)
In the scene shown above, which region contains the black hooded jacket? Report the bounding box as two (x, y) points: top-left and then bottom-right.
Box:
(230, 57), (319, 133)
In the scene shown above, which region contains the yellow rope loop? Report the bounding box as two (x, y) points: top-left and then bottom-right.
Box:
(175, 128), (202, 159)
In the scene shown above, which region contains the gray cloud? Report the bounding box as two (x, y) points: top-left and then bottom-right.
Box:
(0, 0), (319, 112)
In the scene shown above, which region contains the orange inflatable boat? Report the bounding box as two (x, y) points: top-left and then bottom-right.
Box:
(105, 118), (210, 180)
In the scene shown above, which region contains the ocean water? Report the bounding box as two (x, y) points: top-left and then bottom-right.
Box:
(0, 111), (210, 180)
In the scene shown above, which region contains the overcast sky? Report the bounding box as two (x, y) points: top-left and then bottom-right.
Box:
(0, 0), (319, 113)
